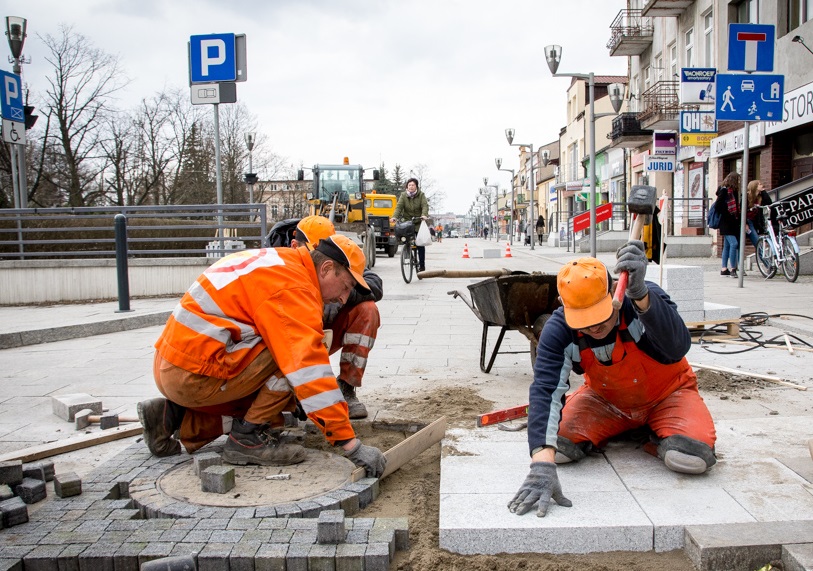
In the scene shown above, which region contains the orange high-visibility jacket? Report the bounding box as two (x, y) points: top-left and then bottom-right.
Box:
(155, 246), (354, 443)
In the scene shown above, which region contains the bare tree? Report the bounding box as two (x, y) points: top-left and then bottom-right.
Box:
(39, 25), (128, 206)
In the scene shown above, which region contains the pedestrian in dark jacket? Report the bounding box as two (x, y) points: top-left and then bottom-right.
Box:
(715, 172), (742, 277)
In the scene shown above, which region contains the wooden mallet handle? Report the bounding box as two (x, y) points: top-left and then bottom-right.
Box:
(612, 214), (647, 309)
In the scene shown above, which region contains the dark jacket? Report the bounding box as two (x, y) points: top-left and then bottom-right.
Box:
(393, 190), (429, 221)
(755, 190), (775, 234)
(715, 185), (741, 237)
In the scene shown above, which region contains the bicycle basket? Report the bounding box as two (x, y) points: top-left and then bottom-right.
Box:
(395, 221), (415, 239)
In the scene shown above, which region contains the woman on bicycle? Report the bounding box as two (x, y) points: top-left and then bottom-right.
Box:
(715, 172), (742, 278)
(392, 178), (430, 272)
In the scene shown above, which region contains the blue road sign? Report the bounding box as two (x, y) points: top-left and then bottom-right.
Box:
(189, 33), (237, 83)
(0, 70), (24, 122)
(716, 73), (784, 121)
(728, 24), (775, 72)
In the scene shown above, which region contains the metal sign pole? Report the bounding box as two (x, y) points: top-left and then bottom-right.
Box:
(8, 144), (20, 209)
(213, 103), (225, 252)
(17, 142), (26, 207)
(738, 121), (750, 288)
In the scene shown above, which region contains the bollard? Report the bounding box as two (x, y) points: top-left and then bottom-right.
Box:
(114, 214), (133, 313)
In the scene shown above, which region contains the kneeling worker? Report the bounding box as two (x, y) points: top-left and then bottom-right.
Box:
(509, 241), (716, 517)
(137, 234), (386, 478)
(290, 216), (382, 419)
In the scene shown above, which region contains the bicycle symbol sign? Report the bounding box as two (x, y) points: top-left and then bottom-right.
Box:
(2, 118), (25, 145)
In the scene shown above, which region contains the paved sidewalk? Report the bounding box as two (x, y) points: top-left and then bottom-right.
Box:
(1, 238), (812, 562)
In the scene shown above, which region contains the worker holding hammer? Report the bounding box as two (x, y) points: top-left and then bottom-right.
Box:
(509, 241), (717, 517)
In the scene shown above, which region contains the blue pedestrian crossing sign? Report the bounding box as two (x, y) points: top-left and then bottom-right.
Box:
(0, 70), (24, 122)
(716, 73), (783, 121)
(728, 24), (775, 72)
(190, 33), (237, 83)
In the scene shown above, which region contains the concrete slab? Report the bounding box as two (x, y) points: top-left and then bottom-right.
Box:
(784, 543), (813, 571)
(439, 491), (652, 555)
(684, 520), (813, 571)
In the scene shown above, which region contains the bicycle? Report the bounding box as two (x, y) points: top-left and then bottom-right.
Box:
(394, 217), (424, 283)
(754, 205), (800, 283)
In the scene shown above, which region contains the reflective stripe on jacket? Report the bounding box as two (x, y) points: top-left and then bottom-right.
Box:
(155, 246), (355, 443)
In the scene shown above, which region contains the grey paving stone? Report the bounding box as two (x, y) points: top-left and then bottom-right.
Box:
(21, 464), (46, 483)
(140, 555), (197, 571)
(257, 518), (289, 530)
(112, 542), (148, 571)
(317, 509), (345, 544)
(308, 544), (336, 571)
(14, 478), (47, 504)
(439, 490), (652, 554)
(0, 484), (12, 501)
(0, 497), (29, 527)
(784, 543), (813, 571)
(209, 530), (243, 543)
(197, 542), (233, 571)
(137, 542), (175, 567)
(53, 473), (82, 498)
(25, 460), (55, 482)
(54, 542), (87, 571)
(344, 529), (368, 544)
(200, 466), (235, 494)
(274, 503), (302, 518)
(289, 528), (317, 544)
(254, 506), (277, 518)
(335, 543), (365, 571)
(373, 517), (409, 550)
(50, 393), (102, 421)
(0, 560), (22, 571)
(254, 543), (287, 571)
(364, 543), (391, 571)
(78, 542), (121, 571)
(286, 518), (317, 530)
(228, 540), (260, 571)
(241, 529), (273, 542)
(22, 544), (62, 571)
(296, 500), (322, 518)
(0, 461), (23, 487)
(323, 490), (359, 516)
(684, 521), (813, 571)
(284, 543), (310, 571)
(368, 528), (395, 559)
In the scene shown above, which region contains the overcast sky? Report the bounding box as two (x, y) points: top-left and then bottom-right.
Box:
(15, 0), (627, 214)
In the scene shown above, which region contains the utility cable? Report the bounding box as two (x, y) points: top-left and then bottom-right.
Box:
(696, 312), (813, 355)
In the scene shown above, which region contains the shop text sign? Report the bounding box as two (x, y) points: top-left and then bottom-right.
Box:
(772, 188), (813, 229)
(645, 155), (675, 172)
(573, 203), (613, 233)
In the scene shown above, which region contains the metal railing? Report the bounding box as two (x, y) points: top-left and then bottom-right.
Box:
(638, 80), (681, 124)
(606, 9), (653, 52)
(0, 204), (268, 260)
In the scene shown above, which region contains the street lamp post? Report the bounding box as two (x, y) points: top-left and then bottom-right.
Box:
(243, 132), (257, 204)
(504, 130), (535, 250)
(495, 158), (516, 245)
(5, 16), (29, 209)
(482, 177), (499, 240)
(543, 45), (624, 258)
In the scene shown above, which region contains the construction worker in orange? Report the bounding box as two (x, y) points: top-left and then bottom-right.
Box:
(138, 232), (386, 478)
(509, 241), (716, 517)
(289, 216), (382, 420)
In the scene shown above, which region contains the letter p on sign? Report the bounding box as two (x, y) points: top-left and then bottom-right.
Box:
(189, 33), (237, 83)
(4, 75), (17, 106)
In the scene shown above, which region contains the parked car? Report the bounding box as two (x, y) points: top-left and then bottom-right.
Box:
(449, 230), (460, 238)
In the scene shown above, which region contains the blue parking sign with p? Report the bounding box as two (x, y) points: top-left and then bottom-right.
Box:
(0, 70), (24, 122)
(190, 34), (236, 83)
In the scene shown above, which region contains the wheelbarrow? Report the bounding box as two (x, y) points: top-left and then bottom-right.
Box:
(446, 271), (561, 373)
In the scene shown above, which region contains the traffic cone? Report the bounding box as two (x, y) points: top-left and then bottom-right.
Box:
(462, 243), (470, 259)
(504, 242), (513, 258)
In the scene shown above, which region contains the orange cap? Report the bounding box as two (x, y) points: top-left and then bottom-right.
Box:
(296, 216), (335, 250)
(557, 257), (613, 330)
(314, 234), (371, 294)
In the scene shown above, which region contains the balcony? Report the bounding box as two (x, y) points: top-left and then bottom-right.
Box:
(608, 112), (654, 148)
(641, 0), (694, 17)
(639, 81), (682, 131)
(607, 10), (653, 57)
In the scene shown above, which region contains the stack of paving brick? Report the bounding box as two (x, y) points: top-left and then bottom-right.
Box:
(645, 265), (740, 324)
(0, 459), (58, 529)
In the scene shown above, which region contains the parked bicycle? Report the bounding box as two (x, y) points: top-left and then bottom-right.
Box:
(754, 205), (800, 282)
(394, 217), (424, 283)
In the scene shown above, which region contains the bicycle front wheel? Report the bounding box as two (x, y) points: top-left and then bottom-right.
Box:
(755, 236), (776, 279)
(781, 235), (800, 283)
(401, 242), (413, 283)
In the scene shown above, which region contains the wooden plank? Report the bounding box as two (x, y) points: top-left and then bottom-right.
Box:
(351, 416), (447, 482)
(0, 424), (143, 463)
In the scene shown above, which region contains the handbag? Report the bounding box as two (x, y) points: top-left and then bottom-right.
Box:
(415, 221), (432, 247)
(707, 202), (721, 230)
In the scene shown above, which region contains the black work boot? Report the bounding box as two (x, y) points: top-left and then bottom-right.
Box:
(137, 398), (185, 457)
(223, 419), (307, 466)
(338, 379), (368, 419)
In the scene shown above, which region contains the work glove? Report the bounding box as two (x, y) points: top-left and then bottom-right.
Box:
(323, 303), (341, 327)
(614, 240), (649, 301)
(344, 440), (387, 478)
(508, 462), (572, 517)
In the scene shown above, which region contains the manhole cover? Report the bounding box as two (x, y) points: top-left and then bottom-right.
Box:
(158, 446), (356, 507)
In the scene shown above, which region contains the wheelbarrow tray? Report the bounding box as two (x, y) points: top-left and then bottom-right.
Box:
(467, 273), (559, 328)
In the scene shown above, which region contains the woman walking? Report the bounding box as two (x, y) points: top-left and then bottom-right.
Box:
(715, 172), (742, 277)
